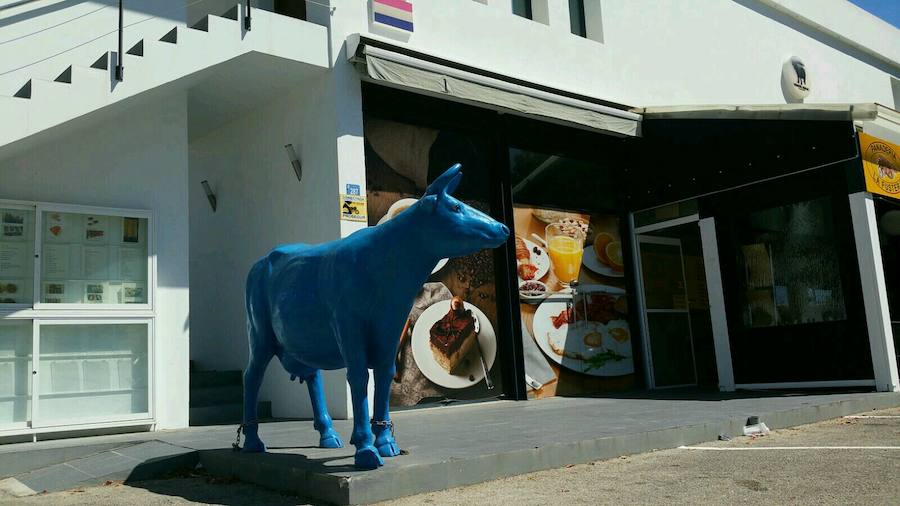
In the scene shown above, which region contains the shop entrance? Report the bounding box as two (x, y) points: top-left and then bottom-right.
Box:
(633, 218), (719, 389)
(875, 198), (900, 364)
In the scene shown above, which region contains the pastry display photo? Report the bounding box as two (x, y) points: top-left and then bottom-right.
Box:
(411, 296), (497, 389)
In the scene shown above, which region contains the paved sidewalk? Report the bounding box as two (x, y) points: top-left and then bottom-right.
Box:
(1, 391), (899, 504)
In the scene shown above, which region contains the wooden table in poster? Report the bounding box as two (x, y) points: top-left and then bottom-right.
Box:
(513, 209), (634, 399)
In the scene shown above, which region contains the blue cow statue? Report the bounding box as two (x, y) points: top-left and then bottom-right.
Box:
(240, 164), (510, 469)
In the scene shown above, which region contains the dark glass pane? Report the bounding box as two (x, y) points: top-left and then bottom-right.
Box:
(647, 313), (695, 387)
(735, 197), (847, 328)
(569, 0), (586, 37)
(512, 0), (532, 19)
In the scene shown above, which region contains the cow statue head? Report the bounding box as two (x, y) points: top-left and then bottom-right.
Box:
(406, 164), (509, 259)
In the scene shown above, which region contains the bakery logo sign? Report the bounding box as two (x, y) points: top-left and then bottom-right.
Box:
(781, 56), (810, 101)
(859, 132), (900, 199)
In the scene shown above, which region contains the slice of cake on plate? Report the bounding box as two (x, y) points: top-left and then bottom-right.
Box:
(429, 296), (479, 373)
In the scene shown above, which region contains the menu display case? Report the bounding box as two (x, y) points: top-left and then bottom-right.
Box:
(0, 206), (35, 306)
(0, 201), (154, 435)
(39, 211), (148, 306)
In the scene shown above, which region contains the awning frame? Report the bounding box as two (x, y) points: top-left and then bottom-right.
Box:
(348, 34), (641, 137)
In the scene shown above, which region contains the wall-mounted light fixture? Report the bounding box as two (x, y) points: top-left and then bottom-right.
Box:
(284, 143), (302, 183)
(201, 180), (217, 212)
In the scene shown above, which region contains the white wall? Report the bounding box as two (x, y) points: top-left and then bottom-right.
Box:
(188, 74), (348, 419)
(0, 92), (191, 430)
(331, 0), (898, 109)
(0, 1), (189, 95)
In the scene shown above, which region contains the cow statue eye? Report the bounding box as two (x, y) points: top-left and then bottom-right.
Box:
(453, 204), (462, 213)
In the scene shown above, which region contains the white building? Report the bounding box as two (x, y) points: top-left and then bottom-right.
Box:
(1, 0), (899, 441)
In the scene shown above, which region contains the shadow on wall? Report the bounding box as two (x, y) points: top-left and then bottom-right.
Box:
(892, 77), (899, 108)
(732, 0), (899, 77)
(0, 0), (185, 30)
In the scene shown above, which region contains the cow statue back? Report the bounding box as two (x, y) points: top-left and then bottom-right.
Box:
(240, 164), (510, 469)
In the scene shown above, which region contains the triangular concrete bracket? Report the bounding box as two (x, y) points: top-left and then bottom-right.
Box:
(13, 80), (32, 99)
(160, 27), (178, 44)
(91, 52), (109, 70)
(127, 40), (144, 56)
(55, 66), (73, 84)
(190, 16), (209, 31)
(222, 5), (239, 20)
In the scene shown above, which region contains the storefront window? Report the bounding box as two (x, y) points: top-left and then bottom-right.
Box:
(875, 200), (900, 360)
(364, 117), (504, 407)
(510, 148), (635, 397)
(0, 321), (32, 425)
(736, 197), (847, 328)
(37, 323), (149, 423)
(40, 211), (148, 304)
(0, 207), (35, 305)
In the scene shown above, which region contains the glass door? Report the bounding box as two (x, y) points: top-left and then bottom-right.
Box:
(32, 320), (151, 428)
(635, 233), (698, 388)
(0, 321), (33, 430)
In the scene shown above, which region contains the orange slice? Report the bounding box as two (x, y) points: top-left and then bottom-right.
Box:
(593, 232), (614, 265)
(606, 241), (624, 272)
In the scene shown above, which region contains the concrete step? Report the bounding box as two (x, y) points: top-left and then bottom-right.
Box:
(0, 441), (197, 497)
(189, 401), (271, 426)
(189, 384), (243, 407)
(190, 370), (242, 389)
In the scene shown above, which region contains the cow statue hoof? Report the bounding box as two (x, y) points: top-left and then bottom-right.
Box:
(241, 423), (267, 453)
(375, 437), (401, 457)
(355, 446), (384, 470)
(319, 429), (344, 449)
(373, 422), (400, 457)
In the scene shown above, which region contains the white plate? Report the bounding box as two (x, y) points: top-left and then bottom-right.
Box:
(532, 291), (633, 377)
(378, 198), (447, 275)
(411, 300), (497, 389)
(582, 245), (625, 278)
(517, 238), (550, 282)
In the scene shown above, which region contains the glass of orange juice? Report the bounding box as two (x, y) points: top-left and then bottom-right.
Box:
(546, 223), (585, 288)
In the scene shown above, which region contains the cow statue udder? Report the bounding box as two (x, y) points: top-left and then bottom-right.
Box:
(240, 164), (510, 469)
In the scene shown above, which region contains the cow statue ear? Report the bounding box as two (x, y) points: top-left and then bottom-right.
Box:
(443, 172), (463, 196)
(424, 163), (462, 196)
(419, 195), (438, 212)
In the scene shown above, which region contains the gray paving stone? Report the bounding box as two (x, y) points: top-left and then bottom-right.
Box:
(66, 451), (140, 479)
(15, 463), (93, 494)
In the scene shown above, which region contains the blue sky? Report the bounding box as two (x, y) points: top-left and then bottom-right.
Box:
(848, 0), (900, 28)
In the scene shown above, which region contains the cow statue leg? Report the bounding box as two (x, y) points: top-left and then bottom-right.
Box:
(347, 366), (383, 469)
(372, 364), (401, 457)
(241, 347), (273, 453)
(305, 370), (344, 448)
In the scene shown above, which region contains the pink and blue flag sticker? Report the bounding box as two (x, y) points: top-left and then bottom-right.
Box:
(372, 0), (413, 32)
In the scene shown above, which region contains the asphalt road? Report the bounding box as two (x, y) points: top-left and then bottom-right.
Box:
(2, 407), (899, 505)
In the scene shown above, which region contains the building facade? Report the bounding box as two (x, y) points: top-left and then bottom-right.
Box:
(0, 0), (898, 441)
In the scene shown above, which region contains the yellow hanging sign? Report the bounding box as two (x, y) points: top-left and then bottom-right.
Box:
(859, 132), (900, 200)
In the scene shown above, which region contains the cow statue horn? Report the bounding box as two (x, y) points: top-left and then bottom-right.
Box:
(239, 163), (510, 470)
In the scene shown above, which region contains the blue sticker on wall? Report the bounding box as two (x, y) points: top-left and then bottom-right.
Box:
(346, 184), (361, 196)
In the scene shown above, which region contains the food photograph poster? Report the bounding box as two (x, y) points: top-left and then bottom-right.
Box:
(365, 117), (503, 407)
(514, 206), (636, 397)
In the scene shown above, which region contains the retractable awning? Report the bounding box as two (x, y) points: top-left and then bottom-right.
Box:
(634, 103), (881, 121)
(348, 35), (640, 137)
